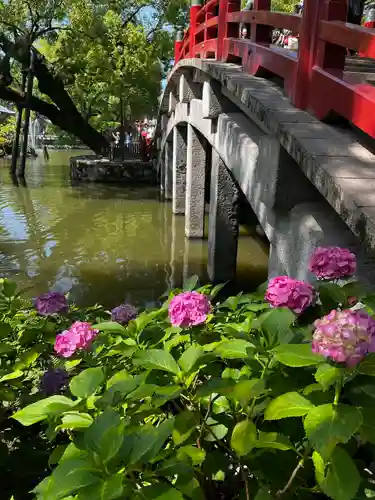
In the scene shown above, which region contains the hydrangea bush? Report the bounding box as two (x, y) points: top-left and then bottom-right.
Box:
(5, 248), (375, 499)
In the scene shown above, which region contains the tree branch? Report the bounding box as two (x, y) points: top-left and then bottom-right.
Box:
(0, 21), (26, 36)
(122, 5), (144, 28)
(276, 459), (304, 496)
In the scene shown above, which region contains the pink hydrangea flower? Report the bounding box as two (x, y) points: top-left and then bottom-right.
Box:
(54, 333), (77, 358)
(265, 276), (314, 314)
(54, 321), (99, 358)
(168, 291), (211, 328)
(309, 247), (356, 280)
(312, 309), (375, 366)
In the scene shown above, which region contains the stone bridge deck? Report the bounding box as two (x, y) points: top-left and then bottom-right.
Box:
(157, 59), (375, 284)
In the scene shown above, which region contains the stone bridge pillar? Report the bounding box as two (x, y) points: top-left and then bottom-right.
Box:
(172, 125), (187, 214)
(164, 140), (173, 200)
(208, 149), (239, 282)
(185, 124), (206, 238)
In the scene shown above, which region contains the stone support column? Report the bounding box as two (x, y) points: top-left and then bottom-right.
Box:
(185, 124), (206, 238)
(172, 125), (187, 214)
(207, 149), (239, 282)
(164, 140), (173, 200)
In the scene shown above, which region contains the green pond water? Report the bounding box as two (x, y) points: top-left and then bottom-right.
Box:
(0, 150), (269, 308)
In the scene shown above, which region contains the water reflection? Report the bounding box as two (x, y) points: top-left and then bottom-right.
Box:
(0, 150), (269, 308)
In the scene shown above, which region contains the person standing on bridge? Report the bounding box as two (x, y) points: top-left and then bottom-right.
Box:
(240, 0), (253, 39)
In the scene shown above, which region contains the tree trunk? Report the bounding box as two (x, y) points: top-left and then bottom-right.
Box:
(0, 85), (108, 155)
(0, 36), (109, 155)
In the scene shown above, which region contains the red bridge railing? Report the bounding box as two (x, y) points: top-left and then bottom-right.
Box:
(174, 0), (375, 139)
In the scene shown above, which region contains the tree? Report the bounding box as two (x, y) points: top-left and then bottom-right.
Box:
(0, 0), (182, 154)
(271, 0), (297, 11)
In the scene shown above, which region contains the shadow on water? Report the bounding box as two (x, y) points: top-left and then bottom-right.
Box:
(0, 150), (269, 308)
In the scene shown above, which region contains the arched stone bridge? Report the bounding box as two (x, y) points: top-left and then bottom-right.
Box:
(156, 59), (375, 284)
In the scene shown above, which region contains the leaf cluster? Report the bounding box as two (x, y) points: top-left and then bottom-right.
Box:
(9, 276), (375, 499)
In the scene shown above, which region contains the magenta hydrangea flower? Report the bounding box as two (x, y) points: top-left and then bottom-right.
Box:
(312, 309), (375, 366)
(168, 291), (211, 328)
(54, 321), (99, 358)
(309, 247), (356, 280)
(35, 292), (68, 316)
(111, 303), (137, 325)
(265, 276), (314, 314)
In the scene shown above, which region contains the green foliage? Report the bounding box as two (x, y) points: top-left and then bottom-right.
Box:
(0, 279), (106, 498)
(271, 0), (298, 12)
(3, 275), (375, 498)
(0, 0), (183, 143)
(0, 115), (16, 147)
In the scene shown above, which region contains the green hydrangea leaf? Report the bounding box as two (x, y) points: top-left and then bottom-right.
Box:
(231, 420), (257, 456)
(313, 447), (360, 500)
(272, 344), (324, 367)
(265, 392), (314, 420)
(305, 404), (362, 459)
(70, 367), (105, 398)
(133, 349), (181, 375)
(12, 396), (77, 426)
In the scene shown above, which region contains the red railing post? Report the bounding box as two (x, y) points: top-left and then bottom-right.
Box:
(251, 0), (271, 43)
(205, 2), (215, 44)
(217, 0), (241, 61)
(174, 30), (183, 64)
(292, 0), (322, 109)
(189, 0), (202, 58)
(315, 0), (347, 70)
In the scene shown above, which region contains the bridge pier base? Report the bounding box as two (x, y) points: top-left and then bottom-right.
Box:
(208, 149), (239, 282)
(185, 124), (206, 238)
(164, 141), (173, 200)
(268, 201), (375, 285)
(172, 125), (187, 214)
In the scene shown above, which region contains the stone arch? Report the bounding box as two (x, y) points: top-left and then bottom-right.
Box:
(156, 60), (375, 285)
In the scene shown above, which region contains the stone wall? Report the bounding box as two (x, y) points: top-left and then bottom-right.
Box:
(70, 155), (157, 185)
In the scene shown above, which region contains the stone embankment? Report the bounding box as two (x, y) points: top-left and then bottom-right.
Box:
(70, 155), (157, 185)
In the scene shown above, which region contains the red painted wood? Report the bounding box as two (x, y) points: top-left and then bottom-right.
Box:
(194, 39), (219, 58)
(310, 67), (375, 137)
(197, 0), (218, 22)
(226, 38), (297, 95)
(320, 21), (375, 58)
(172, 0), (375, 140)
(251, 0), (271, 44)
(174, 40), (183, 63)
(316, 0), (347, 71)
(189, 5), (202, 58)
(217, 0), (241, 60)
(195, 16), (218, 35)
(228, 11), (301, 33)
(292, 0), (321, 109)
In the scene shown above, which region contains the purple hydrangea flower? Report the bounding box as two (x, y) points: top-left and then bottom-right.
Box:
(312, 309), (375, 366)
(111, 304), (137, 325)
(35, 292), (68, 316)
(40, 368), (69, 396)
